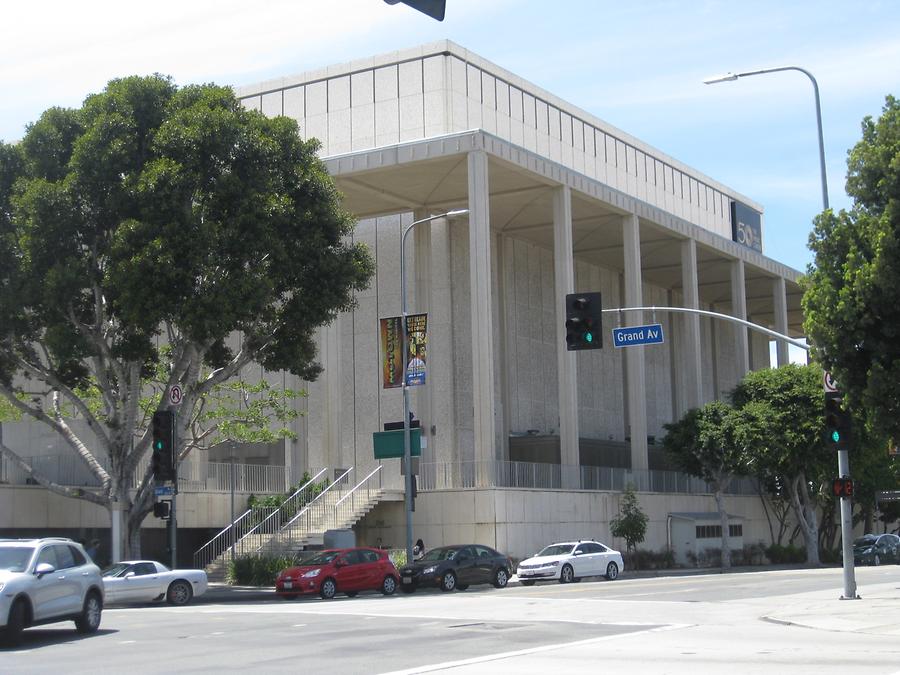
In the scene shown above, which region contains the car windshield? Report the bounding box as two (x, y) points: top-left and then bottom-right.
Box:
(536, 544), (574, 557)
(0, 546), (35, 572)
(421, 547), (458, 562)
(303, 551), (341, 565)
(854, 536), (877, 547)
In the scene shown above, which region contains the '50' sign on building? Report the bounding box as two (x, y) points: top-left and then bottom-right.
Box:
(730, 200), (763, 253)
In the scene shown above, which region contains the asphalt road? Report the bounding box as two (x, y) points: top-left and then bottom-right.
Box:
(3, 566), (899, 674)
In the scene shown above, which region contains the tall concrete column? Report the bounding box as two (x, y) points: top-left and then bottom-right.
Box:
(730, 259), (750, 379)
(322, 319), (343, 469)
(412, 209), (434, 456)
(467, 150), (497, 463)
(623, 214), (648, 472)
(773, 276), (790, 366)
(553, 186), (579, 479)
(680, 239), (703, 411)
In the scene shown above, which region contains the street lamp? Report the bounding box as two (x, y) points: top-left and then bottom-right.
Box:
(400, 208), (469, 564)
(704, 66), (829, 210)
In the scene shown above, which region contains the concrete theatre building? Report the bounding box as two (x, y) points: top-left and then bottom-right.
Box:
(1, 41), (805, 563)
(231, 41), (804, 558)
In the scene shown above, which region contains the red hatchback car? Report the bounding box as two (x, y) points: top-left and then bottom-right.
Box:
(275, 548), (399, 600)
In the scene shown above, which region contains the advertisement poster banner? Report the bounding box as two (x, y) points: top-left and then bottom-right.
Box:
(380, 317), (403, 389)
(405, 313), (428, 387)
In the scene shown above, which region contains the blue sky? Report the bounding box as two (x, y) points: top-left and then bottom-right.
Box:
(1, 0), (897, 273)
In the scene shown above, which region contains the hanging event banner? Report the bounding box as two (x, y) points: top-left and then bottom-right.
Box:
(405, 313), (428, 387)
(380, 317), (403, 389)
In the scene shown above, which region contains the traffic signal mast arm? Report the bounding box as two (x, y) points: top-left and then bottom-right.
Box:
(605, 305), (808, 351)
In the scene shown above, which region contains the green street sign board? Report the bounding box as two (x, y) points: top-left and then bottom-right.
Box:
(373, 428), (422, 459)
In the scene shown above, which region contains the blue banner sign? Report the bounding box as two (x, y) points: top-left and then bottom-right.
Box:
(612, 323), (665, 348)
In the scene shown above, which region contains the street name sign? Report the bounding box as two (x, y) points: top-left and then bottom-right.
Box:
(612, 323), (664, 348)
(154, 485), (174, 496)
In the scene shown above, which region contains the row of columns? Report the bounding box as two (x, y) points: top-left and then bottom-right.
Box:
(463, 150), (793, 474)
(319, 150), (794, 478)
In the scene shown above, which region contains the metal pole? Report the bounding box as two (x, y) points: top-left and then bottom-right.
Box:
(838, 449), (857, 599)
(400, 209), (468, 564)
(230, 449), (236, 562)
(705, 65), (828, 211)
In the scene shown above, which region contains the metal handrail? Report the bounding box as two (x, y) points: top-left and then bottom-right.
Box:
(192, 467), (328, 570)
(193, 507), (252, 569)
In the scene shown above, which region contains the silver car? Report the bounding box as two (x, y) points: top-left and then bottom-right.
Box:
(0, 538), (104, 646)
(516, 539), (624, 584)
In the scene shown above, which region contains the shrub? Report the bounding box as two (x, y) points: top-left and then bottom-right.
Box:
(610, 484), (649, 552)
(623, 548), (676, 570)
(765, 544), (806, 564)
(227, 554), (295, 586)
(388, 549), (407, 569)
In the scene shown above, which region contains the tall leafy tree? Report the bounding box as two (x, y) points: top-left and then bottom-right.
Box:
(0, 76), (374, 557)
(663, 400), (753, 569)
(730, 364), (829, 564)
(803, 95), (900, 443)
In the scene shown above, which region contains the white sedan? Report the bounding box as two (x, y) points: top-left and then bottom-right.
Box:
(516, 540), (623, 584)
(102, 560), (208, 606)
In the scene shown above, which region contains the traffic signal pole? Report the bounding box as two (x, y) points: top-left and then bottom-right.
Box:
(838, 448), (857, 599)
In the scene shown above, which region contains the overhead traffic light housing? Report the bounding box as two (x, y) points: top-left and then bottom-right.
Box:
(565, 292), (603, 350)
(383, 0), (446, 21)
(151, 410), (177, 483)
(824, 391), (852, 451)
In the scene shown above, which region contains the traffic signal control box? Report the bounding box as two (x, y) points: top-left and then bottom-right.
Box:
(151, 410), (177, 483)
(565, 292), (603, 350)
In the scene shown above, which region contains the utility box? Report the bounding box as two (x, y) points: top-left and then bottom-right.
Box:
(324, 529), (356, 549)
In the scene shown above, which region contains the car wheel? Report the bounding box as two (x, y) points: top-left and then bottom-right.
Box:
(1, 599), (28, 646)
(559, 564), (574, 584)
(493, 568), (509, 589)
(520, 580), (536, 586)
(167, 580), (193, 606)
(346, 591), (359, 598)
(441, 571), (457, 592)
(75, 591), (103, 634)
(874, 554), (881, 566)
(279, 593), (299, 600)
(381, 576), (397, 595)
(456, 583), (469, 591)
(320, 578), (337, 600)
(605, 562), (620, 580)
(400, 584), (416, 594)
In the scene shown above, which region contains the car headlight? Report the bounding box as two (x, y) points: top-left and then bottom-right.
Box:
(543, 561), (560, 567)
(423, 566), (438, 575)
(301, 568), (321, 578)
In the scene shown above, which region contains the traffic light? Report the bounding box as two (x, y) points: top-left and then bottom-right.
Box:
(383, 0), (446, 21)
(151, 410), (177, 483)
(832, 477), (854, 499)
(565, 292), (603, 350)
(153, 500), (171, 519)
(824, 391), (852, 451)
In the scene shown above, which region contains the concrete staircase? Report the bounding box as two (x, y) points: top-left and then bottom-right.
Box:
(198, 466), (384, 582)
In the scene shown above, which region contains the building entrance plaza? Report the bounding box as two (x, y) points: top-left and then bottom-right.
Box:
(1, 42), (806, 561)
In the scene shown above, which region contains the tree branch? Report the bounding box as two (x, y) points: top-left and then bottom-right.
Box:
(0, 441), (109, 507)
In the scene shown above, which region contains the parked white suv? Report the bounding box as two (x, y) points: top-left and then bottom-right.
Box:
(516, 539), (624, 584)
(0, 538), (104, 646)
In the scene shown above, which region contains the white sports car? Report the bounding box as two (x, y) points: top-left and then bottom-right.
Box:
(102, 560), (208, 606)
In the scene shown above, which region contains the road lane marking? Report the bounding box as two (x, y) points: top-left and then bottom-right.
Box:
(377, 623), (691, 674)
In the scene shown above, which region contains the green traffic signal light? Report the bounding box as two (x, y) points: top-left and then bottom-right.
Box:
(585, 332), (593, 343)
(831, 430), (840, 443)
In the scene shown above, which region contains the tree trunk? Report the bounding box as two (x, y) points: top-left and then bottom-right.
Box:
(788, 473), (820, 565)
(715, 486), (731, 570)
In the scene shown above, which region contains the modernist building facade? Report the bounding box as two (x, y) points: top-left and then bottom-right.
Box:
(1, 42), (805, 561)
(228, 41), (804, 555)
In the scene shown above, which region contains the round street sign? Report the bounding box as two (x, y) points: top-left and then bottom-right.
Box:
(168, 385), (183, 406)
(823, 371), (838, 393)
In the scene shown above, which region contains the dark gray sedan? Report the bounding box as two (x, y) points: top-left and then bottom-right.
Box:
(398, 544), (512, 593)
(853, 533), (900, 566)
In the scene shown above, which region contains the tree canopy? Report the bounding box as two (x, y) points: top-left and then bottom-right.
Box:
(0, 75), (374, 556)
(803, 95), (900, 443)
